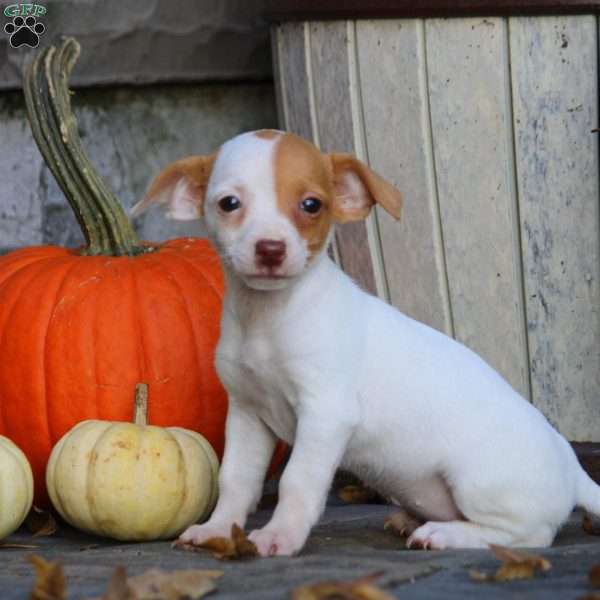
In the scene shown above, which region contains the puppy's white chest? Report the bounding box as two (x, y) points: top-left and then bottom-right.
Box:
(217, 333), (298, 444)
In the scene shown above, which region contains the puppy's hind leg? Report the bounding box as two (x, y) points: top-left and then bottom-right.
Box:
(404, 470), (560, 550)
(407, 520), (555, 550)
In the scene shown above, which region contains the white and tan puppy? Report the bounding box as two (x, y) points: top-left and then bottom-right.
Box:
(134, 129), (600, 556)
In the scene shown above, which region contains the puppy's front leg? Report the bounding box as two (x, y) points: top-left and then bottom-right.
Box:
(179, 399), (277, 544)
(249, 409), (353, 556)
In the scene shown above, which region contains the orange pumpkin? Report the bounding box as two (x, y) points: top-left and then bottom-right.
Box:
(0, 37), (286, 505)
(0, 239), (227, 506)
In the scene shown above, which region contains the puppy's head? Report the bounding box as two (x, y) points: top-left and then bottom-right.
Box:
(133, 130), (401, 290)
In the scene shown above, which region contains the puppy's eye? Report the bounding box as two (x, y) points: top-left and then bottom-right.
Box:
(300, 197), (322, 215)
(218, 195), (241, 213)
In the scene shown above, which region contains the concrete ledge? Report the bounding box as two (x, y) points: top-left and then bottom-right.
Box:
(0, 0), (273, 90)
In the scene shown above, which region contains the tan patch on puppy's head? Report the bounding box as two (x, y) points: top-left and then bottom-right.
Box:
(273, 134), (336, 259)
(255, 129), (283, 141)
(271, 133), (402, 261)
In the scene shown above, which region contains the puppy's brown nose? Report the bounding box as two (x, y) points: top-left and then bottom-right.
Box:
(255, 239), (286, 268)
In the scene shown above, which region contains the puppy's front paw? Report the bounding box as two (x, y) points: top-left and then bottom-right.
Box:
(248, 526), (308, 557)
(178, 522), (233, 545)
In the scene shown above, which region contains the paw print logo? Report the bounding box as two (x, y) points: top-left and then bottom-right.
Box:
(4, 15), (45, 48)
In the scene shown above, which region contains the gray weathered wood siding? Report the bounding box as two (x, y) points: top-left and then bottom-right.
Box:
(273, 16), (600, 441)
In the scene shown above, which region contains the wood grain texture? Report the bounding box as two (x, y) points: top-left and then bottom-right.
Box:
(270, 27), (288, 131)
(275, 22), (314, 141)
(426, 18), (530, 397)
(356, 19), (453, 334)
(264, 0), (600, 21)
(510, 16), (600, 439)
(308, 21), (379, 295)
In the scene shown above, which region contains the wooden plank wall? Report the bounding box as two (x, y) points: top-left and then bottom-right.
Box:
(511, 17), (600, 436)
(274, 16), (600, 441)
(357, 20), (453, 335)
(425, 18), (530, 398)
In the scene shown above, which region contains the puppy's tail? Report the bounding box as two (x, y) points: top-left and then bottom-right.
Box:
(576, 466), (600, 516)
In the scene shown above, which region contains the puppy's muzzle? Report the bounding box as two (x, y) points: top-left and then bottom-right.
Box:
(255, 239), (287, 268)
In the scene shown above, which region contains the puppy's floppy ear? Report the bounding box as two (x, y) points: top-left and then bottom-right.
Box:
(131, 154), (216, 220)
(329, 153), (402, 223)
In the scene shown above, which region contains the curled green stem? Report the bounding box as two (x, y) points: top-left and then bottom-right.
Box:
(23, 37), (144, 256)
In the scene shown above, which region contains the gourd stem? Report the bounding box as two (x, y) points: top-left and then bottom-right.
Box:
(23, 37), (145, 256)
(134, 384), (149, 427)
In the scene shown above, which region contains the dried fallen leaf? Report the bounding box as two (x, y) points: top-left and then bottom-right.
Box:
(195, 536), (236, 560)
(90, 565), (223, 600)
(383, 510), (421, 539)
(469, 544), (551, 583)
(337, 484), (381, 505)
(292, 572), (394, 600)
(101, 566), (135, 600)
(174, 523), (259, 561)
(28, 554), (66, 600)
(230, 523), (260, 559)
(491, 545), (552, 578)
(136, 569), (223, 600)
(26, 507), (58, 538)
(583, 514), (600, 536)
(590, 564), (600, 588)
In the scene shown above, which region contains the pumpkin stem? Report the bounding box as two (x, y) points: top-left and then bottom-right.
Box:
(23, 37), (147, 257)
(134, 384), (149, 427)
